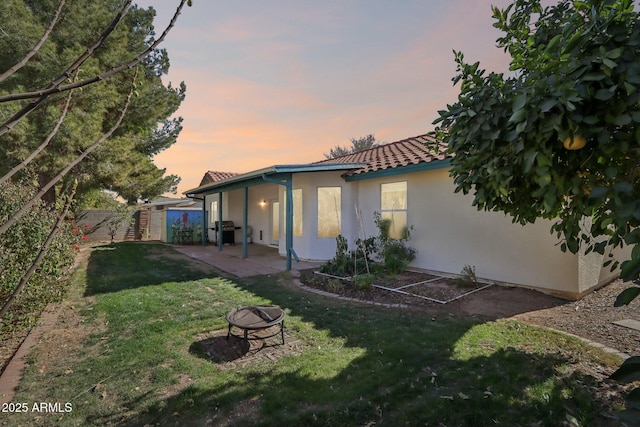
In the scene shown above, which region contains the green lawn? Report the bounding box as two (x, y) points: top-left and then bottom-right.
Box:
(4, 242), (624, 426)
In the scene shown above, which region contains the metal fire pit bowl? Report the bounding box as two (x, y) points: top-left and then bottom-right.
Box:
(226, 305), (285, 345)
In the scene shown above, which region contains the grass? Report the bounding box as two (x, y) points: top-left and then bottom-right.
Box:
(3, 242), (624, 426)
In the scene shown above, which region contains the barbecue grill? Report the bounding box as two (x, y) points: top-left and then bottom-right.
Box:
(213, 220), (236, 245)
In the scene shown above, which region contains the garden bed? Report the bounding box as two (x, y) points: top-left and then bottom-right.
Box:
(311, 269), (494, 305)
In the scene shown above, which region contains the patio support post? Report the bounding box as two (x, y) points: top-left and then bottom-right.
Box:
(242, 186), (248, 259)
(201, 198), (207, 246)
(217, 192), (223, 252)
(285, 179), (293, 271)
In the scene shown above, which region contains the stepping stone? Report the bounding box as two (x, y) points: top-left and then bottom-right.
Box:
(613, 319), (640, 332)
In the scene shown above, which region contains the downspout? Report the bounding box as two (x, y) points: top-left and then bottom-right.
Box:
(261, 173), (298, 270)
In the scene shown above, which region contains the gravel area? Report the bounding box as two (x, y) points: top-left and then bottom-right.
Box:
(516, 279), (640, 357)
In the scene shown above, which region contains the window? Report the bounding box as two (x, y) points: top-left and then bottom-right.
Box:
(380, 181), (407, 239)
(210, 200), (218, 224)
(317, 187), (341, 238)
(293, 188), (303, 237)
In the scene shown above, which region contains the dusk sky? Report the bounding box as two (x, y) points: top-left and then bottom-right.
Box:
(136, 1), (515, 195)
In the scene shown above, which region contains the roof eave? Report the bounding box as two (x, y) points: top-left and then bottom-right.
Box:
(184, 162), (366, 196)
(344, 158), (452, 182)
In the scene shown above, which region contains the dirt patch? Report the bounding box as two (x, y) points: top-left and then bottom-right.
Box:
(190, 329), (310, 371)
(299, 269), (640, 357)
(301, 269), (566, 317)
(0, 246), (95, 378)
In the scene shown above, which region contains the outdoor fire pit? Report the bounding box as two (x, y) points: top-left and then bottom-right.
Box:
(226, 305), (285, 345)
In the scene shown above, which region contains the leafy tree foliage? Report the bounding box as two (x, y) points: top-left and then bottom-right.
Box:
(434, 0), (640, 276)
(324, 134), (381, 159)
(0, 0), (185, 204)
(433, 0), (640, 420)
(0, 178), (81, 336)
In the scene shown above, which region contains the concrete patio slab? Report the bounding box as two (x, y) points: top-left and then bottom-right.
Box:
(170, 243), (323, 277)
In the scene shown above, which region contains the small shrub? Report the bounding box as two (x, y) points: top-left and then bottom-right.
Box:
(320, 235), (374, 277)
(320, 211), (416, 278)
(354, 273), (375, 291)
(373, 211), (416, 275)
(326, 279), (344, 293)
(382, 240), (416, 275)
(454, 265), (478, 288)
(107, 204), (135, 243)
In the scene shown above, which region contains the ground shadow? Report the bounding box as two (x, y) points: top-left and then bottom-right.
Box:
(190, 334), (250, 364)
(84, 242), (223, 296)
(190, 329), (308, 370)
(117, 272), (619, 426)
(76, 245), (619, 426)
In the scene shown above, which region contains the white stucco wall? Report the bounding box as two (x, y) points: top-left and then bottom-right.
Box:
(288, 172), (359, 261)
(204, 192), (228, 242)
(203, 167), (627, 297)
(353, 169), (582, 296)
(204, 184), (278, 245)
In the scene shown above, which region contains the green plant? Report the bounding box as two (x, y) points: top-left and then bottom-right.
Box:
(373, 211), (416, 275)
(454, 265), (478, 288)
(354, 273), (375, 290)
(432, 0), (640, 417)
(0, 180), (80, 338)
(106, 204), (135, 243)
(326, 279), (344, 293)
(320, 234), (375, 278)
(381, 240), (416, 275)
(320, 212), (416, 278)
(319, 235), (352, 277)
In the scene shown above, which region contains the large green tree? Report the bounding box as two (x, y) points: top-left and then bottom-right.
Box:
(0, 0), (185, 204)
(433, 0), (640, 421)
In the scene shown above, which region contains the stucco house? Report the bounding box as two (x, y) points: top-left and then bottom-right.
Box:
(184, 133), (628, 299)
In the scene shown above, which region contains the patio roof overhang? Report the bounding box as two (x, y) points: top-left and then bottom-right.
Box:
(183, 162), (365, 271)
(184, 163), (366, 197)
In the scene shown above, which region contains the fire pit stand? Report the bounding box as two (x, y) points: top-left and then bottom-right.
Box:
(226, 305), (285, 345)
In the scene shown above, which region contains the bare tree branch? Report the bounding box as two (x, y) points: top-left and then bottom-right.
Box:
(0, 71), (137, 237)
(0, 0), (189, 138)
(0, 181), (76, 319)
(0, 71), (77, 186)
(0, 0), (66, 83)
(0, 0), (133, 137)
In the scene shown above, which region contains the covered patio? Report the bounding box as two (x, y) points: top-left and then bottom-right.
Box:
(184, 163), (364, 271)
(170, 243), (323, 277)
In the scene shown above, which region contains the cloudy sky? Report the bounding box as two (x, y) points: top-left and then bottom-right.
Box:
(136, 1), (515, 195)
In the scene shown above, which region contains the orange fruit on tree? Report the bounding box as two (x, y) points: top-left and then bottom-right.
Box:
(563, 134), (587, 150)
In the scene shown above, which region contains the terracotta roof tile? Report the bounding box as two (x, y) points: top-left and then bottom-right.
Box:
(316, 133), (449, 177)
(199, 171), (239, 186)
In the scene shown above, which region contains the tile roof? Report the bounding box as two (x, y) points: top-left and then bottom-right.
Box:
(315, 133), (449, 177)
(199, 171), (240, 186)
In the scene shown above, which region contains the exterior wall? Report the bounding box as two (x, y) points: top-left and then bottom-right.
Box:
(353, 169), (581, 296)
(289, 172), (359, 261)
(204, 184), (278, 245)
(148, 209), (163, 240)
(76, 210), (136, 242)
(204, 192), (228, 242)
(201, 167), (627, 297)
(249, 185), (278, 245)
